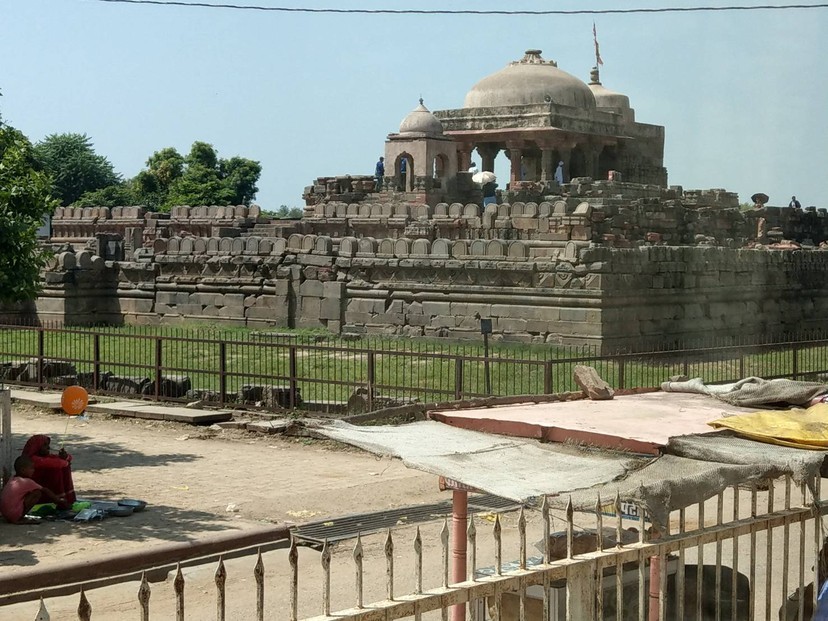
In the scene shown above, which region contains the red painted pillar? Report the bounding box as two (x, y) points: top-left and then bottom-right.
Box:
(451, 490), (468, 621)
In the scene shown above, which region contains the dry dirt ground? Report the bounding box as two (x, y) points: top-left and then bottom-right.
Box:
(0, 404), (455, 620)
(0, 405), (811, 620)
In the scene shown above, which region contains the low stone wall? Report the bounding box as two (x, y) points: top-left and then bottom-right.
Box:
(23, 233), (828, 351)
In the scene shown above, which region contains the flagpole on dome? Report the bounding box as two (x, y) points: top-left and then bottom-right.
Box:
(592, 21), (604, 80)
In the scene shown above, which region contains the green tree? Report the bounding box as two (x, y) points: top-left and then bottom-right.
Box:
(133, 142), (261, 211)
(73, 181), (139, 208)
(33, 133), (121, 206)
(0, 120), (56, 302)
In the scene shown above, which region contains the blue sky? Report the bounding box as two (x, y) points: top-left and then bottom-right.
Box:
(1, 0), (826, 208)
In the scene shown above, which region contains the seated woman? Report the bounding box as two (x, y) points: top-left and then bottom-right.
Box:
(21, 434), (76, 506)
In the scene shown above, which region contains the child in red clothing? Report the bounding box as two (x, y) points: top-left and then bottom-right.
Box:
(1, 456), (65, 523)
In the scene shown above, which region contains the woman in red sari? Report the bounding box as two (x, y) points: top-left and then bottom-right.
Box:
(21, 435), (76, 507)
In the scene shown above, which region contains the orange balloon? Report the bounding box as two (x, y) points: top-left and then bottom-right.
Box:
(61, 386), (89, 416)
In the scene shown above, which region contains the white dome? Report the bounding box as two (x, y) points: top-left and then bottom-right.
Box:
(464, 50), (596, 110)
(399, 100), (444, 135)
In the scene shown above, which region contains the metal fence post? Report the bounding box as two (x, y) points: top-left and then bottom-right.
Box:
(93, 333), (101, 391)
(792, 343), (799, 379)
(366, 351), (375, 412)
(37, 328), (45, 389)
(289, 345), (298, 410)
(544, 360), (553, 394)
(219, 341), (227, 407)
(454, 357), (464, 400)
(618, 357), (626, 389)
(154, 337), (163, 401)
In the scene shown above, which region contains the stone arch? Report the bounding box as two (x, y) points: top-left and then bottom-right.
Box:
(234, 205), (249, 218)
(370, 204), (384, 217)
(358, 203), (372, 217)
(413, 204), (431, 220)
(486, 240), (505, 257)
(432, 153), (448, 188)
(508, 241), (528, 259)
(470, 240), (487, 257)
(193, 238), (207, 254)
(58, 252), (76, 270)
(510, 202), (525, 217)
(338, 237), (358, 257)
(394, 238), (411, 257)
(523, 202), (538, 217)
(497, 204), (510, 218)
(335, 203), (348, 218)
(448, 203), (464, 217)
(245, 237), (261, 255)
(431, 238), (450, 257)
(207, 238), (220, 254)
(378, 238), (396, 256)
(346, 204), (359, 217)
(100, 207), (111, 219)
(553, 200), (568, 215)
(111, 207), (122, 219)
(538, 202), (552, 217)
(219, 237), (233, 253)
(451, 240), (468, 258)
(287, 234), (304, 251)
(393, 204), (409, 217)
(395, 152), (414, 192)
(411, 239), (431, 256)
(259, 239), (274, 255)
(301, 235), (317, 252)
(231, 238), (246, 255)
(314, 236), (333, 254)
(152, 239), (167, 254)
(357, 237), (377, 255)
(167, 237), (181, 254)
(463, 204), (479, 218)
(434, 203), (449, 217)
(272, 238), (287, 255)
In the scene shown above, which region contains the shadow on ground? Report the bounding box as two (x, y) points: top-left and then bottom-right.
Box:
(8, 431), (201, 472)
(0, 502), (250, 567)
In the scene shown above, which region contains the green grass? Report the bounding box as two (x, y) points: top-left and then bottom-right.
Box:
(1, 324), (826, 406)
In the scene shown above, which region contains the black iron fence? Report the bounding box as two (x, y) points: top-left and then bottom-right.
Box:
(1, 321), (828, 412)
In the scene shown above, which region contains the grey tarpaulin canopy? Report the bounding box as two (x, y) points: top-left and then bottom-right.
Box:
(309, 420), (827, 533)
(309, 420), (644, 502)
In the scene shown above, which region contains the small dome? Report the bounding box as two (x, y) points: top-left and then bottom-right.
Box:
(588, 67), (631, 111)
(399, 99), (444, 135)
(464, 50), (596, 109)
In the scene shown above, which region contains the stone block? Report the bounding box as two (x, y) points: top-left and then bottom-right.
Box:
(320, 298), (343, 321)
(573, 365), (614, 400)
(300, 280), (324, 297)
(422, 301), (451, 316)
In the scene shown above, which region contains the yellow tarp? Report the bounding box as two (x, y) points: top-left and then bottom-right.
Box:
(709, 403), (828, 450)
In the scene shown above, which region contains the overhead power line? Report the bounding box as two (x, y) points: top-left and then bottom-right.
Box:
(88, 0), (828, 15)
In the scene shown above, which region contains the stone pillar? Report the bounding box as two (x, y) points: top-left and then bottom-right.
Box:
(457, 147), (472, 173)
(540, 147), (554, 182)
(507, 147), (523, 185)
(478, 144), (499, 172)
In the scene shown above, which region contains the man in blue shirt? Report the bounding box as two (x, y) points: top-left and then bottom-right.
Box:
(374, 157), (384, 191)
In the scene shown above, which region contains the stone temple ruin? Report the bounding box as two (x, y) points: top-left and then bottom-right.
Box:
(7, 49), (828, 350)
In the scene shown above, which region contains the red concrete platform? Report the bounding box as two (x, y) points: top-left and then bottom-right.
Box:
(429, 391), (759, 455)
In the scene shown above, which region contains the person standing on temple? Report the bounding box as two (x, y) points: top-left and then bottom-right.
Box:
(399, 157), (407, 191)
(554, 161), (565, 184)
(789, 195), (802, 209)
(374, 157), (385, 192)
(482, 180), (498, 207)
